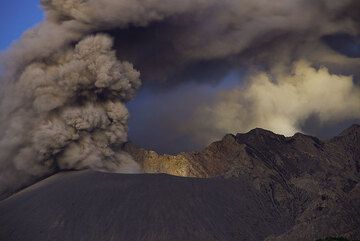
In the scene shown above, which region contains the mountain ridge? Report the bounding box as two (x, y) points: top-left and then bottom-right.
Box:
(123, 124), (360, 240)
(124, 124), (360, 178)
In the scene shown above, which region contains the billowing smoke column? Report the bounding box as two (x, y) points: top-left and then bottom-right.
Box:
(0, 34), (141, 198)
(0, 0), (359, 196)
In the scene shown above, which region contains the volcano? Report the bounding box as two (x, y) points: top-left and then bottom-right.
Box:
(0, 125), (359, 241)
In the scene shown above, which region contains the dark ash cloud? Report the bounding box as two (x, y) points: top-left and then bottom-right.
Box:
(0, 0), (359, 196)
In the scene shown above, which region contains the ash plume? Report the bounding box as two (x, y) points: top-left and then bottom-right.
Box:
(0, 0), (359, 196)
(0, 34), (141, 197)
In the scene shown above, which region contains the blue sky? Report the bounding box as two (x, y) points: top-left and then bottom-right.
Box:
(0, 0), (43, 51)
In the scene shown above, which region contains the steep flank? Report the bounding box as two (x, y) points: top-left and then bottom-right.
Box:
(124, 124), (360, 240)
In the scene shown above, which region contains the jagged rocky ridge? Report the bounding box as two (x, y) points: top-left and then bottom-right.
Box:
(0, 125), (359, 241)
(125, 125), (360, 179)
(124, 124), (360, 240)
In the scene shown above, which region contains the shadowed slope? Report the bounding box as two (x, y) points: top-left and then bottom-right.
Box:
(0, 170), (290, 241)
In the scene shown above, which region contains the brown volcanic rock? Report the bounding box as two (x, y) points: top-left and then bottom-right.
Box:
(125, 125), (360, 183)
(124, 124), (360, 240)
(123, 133), (251, 178)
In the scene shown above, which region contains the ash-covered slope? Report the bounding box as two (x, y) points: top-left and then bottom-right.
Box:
(0, 171), (290, 241)
(1, 125), (360, 241)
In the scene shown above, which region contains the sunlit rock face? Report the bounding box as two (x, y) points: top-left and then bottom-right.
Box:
(126, 124), (360, 178)
(121, 144), (189, 176)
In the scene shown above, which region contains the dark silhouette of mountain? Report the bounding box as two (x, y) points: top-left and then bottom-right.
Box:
(1, 124), (360, 241)
(316, 238), (360, 241)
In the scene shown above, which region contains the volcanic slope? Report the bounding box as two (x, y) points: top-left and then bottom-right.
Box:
(0, 125), (359, 241)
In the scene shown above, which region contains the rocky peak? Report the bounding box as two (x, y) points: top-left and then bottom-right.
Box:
(126, 125), (360, 179)
(122, 124), (360, 240)
(338, 124), (360, 137)
(235, 128), (286, 145)
(330, 124), (360, 145)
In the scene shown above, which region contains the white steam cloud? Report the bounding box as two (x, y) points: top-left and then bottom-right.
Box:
(190, 61), (360, 143)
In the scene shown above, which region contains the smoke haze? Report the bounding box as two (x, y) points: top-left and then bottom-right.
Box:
(191, 61), (360, 144)
(0, 0), (359, 196)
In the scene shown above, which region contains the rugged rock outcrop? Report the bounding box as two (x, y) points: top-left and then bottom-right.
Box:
(124, 124), (360, 240)
(0, 124), (359, 241)
(125, 124), (360, 180)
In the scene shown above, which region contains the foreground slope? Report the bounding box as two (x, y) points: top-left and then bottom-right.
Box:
(0, 170), (290, 241)
(1, 125), (359, 241)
